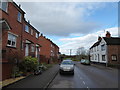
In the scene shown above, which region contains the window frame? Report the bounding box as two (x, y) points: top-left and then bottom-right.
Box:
(36, 32), (39, 38)
(0, 2), (8, 13)
(111, 55), (117, 61)
(17, 11), (22, 22)
(30, 28), (34, 35)
(102, 55), (106, 61)
(25, 24), (29, 33)
(101, 44), (105, 51)
(7, 33), (17, 47)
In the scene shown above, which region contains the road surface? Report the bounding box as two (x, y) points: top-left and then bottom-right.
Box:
(48, 62), (118, 88)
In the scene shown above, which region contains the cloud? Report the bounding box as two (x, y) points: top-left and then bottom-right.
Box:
(15, 2), (106, 36)
(59, 27), (118, 55)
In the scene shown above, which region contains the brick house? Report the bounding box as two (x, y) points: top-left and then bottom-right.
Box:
(90, 31), (120, 66)
(1, 1), (41, 80)
(0, 1), (59, 80)
(1, 1), (25, 80)
(39, 34), (59, 64)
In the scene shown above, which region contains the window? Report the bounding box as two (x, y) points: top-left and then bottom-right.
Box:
(7, 33), (17, 47)
(0, 2), (8, 12)
(31, 44), (35, 52)
(25, 25), (29, 33)
(112, 55), (117, 61)
(31, 29), (33, 35)
(102, 55), (106, 61)
(101, 44), (105, 51)
(36, 32), (39, 38)
(17, 12), (22, 22)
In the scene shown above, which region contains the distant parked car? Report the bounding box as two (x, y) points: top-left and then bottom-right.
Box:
(80, 59), (90, 65)
(59, 60), (75, 75)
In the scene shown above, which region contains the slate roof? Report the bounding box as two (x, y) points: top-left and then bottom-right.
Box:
(90, 40), (101, 49)
(90, 37), (120, 49)
(103, 37), (120, 45)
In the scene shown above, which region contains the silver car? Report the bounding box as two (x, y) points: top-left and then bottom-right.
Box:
(59, 60), (75, 75)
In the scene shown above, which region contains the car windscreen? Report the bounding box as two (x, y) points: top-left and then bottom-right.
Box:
(61, 61), (73, 65)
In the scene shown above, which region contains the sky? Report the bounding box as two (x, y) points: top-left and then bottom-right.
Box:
(14, 0), (119, 55)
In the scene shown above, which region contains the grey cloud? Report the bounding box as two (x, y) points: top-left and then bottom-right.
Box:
(18, 2), (102, 36)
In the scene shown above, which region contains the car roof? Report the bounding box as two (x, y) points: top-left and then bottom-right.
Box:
(62, 60), (72, 61)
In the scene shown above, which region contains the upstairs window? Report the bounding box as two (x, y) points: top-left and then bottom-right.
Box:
(7, 33), (17, 47)
(31, 29), (33, 35)
(17, 12), (22, 22)
(101, 44), (105, 51)
(36, 32), (39, 38)
(25, 25), (29, 33)
(0, 2), (8, 12)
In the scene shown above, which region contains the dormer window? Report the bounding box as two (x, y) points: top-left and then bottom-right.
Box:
(0, 2), (8, 12)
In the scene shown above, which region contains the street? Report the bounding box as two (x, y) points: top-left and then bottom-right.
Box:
(48, 62), (118, 88)
(4, 62), (118, 89)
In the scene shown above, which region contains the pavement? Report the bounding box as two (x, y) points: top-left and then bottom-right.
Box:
(2, 64), (59, 89)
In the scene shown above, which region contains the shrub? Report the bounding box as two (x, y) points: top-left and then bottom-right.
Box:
(19, 56), (38, 73)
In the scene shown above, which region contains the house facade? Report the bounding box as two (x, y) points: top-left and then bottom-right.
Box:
(0, 1), (59, 80)
(90, 31), (120, 66)
(39, 34), (59, 64)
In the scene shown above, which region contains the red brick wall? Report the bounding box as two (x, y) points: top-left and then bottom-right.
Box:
(1, 2), (24, 80)
(107, 45), (120, 65)
(39, 36), (51, 63)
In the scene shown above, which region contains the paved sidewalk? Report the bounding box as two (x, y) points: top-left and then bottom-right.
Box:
(0, 77), (25, 88)
(3, 64), (59, 88)
(91, 63), (116, 70)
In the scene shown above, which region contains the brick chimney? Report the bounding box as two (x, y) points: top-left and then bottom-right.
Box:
(106, 31), (111, 38)
(98, 36), (102, 41)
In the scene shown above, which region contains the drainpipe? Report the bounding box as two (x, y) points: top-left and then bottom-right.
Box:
(106, 45), (108, 67)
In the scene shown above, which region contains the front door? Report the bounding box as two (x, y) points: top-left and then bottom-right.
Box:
(25, 44), (29, 56)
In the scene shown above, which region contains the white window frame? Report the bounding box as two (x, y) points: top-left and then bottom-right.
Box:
(0, 2), (8, 12)
(31, 44), (35, 52)
(17, 11), (22, 22)
(36, 32), (39, 38)
(25, 25), (29, 33)
(31, 28), (33, 35)
(7, 33), (17, 47)
(112, 55), (117, 61)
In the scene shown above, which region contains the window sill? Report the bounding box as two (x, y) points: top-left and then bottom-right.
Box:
(17, 20), (22, 24)
(6, 45), (17, 49)
(0, 9), (9, 15)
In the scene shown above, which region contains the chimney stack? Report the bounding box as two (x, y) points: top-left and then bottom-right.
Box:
(106, 31), (111, 38)
(98, 36), (102, 41)
(19, 4), (21, 8)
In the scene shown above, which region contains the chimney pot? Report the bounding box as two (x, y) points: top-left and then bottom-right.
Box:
(106, 31), (111, 38)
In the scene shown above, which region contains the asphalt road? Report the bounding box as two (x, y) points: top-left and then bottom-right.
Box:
(48, 62), (118, 89)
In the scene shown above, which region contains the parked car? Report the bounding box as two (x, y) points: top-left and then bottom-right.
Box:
(59, 60), (75, 75)
(80, 59), (90, 65)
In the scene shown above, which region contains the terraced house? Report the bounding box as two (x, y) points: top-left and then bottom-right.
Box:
(0, 1), (59, 80)
(90, 31), (120, 66)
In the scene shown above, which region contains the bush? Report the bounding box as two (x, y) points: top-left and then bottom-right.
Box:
(19, 56), (38, 73)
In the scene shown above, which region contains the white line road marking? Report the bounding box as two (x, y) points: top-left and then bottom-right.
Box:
(83, 81), (85, 85)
